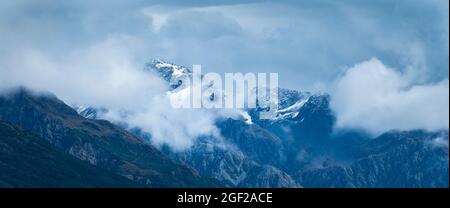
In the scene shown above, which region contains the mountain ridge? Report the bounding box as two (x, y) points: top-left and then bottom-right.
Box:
(0, 87), (222, 187)
(0, 120), (142, 188)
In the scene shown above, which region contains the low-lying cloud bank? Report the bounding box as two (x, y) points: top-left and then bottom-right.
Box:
(0, 35), (166, 109)
(331, 58), (449, 135)
(0, 35), (227, 151)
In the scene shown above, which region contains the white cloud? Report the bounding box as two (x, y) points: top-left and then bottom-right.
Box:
(429, 137), (449, 149)
(331, 58), (449, 135)
(101, 94), (224, 151)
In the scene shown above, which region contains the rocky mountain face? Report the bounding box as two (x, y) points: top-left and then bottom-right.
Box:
(144, 60), (300, 187)
(294, 131), (449, 188)
(145, 59), (193, 89)
(68, 60), (448, 188)
(249, 86), (448, 187)
(152, 60), (448, 188)
(74, 110), (300, 187)
(0, 88), (221, 187)
(161, 136), (300, 188)
(0, 121), (141, 188)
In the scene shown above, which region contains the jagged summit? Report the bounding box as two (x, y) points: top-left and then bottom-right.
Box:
(143, 59), (323, 121)
(145, 59), (192, 89)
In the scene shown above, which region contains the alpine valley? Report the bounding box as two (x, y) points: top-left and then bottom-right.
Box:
(1, 60), (448, 188)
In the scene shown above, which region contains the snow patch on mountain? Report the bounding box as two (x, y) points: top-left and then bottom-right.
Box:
(240, 111), (253, 125)
(272, 96), (309, 120)
(73, 105), (100, 119)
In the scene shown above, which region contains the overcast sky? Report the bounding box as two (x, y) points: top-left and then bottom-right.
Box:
(1, 0), (448, 90)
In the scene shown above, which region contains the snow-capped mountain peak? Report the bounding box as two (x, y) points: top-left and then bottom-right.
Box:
(145, 59), (192, 89)
(73, 105), (99, 119)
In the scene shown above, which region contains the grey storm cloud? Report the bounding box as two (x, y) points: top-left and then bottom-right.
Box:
(1, 0), (448, 89)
